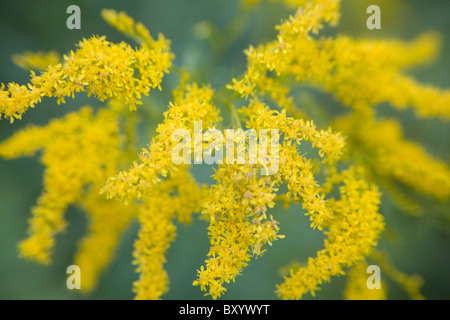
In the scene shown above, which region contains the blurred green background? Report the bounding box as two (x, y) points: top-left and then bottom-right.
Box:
(0, 0), (449, 299)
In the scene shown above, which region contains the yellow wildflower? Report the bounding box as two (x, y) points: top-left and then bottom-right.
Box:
(194, 100), (359, 299)
(0, 1), (446, 301)
(12, 50), (61, 71)
(0, 33), (172, 122)
(277, 169), (384, 299)
(194, 163), (282, 299)
(101, 83), (222, 202)
(101, 9), (154, 46)
(0, 106), (125, 265)
(334, 115), (450, 202)
(134, 169), (207, 299)
(74, 187), (137, 292)
(231, 0), (449, 120)
(370, 250), (425, 300)
(344, 261), (387, 300)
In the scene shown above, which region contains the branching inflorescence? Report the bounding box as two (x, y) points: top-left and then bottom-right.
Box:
(0, 0), (448, 300)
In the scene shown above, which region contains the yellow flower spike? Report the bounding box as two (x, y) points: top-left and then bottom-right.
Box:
(101, 9), (154, 47)
(0, 106), (125, 265)
(133, 193), (177, 300)
(194, 163), (282, 299)
(0, 35), (173, 122)
(277, 169), (384, 299)
(133, 168), (206, 300)
(12, 50), (61, 71)
(343, 261), (387, 300)
(335, 115), (450, 202)
(74, 188), (138, 292)
(369, 250), (425, 300)
(0, 2), (446, 300)
(240, 101), (345, 164)
(232, 0), (450, 120)
(240, 0), (321, 10)
(101, 83), (221, 202)
(193, 98), (349, 298)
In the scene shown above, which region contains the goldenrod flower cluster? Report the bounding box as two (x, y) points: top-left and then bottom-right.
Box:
(133, 169), (207, 299)
(277, 168), (384, 299)
(231, 0), (450, 216)
(335, 116), (450, 203)
(0, 29), (172, 122)
(0, 105), (138, 293)
(343, 261), (387, 300)
(12, 50), (61, 71)
(0, 0), (448, 300)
